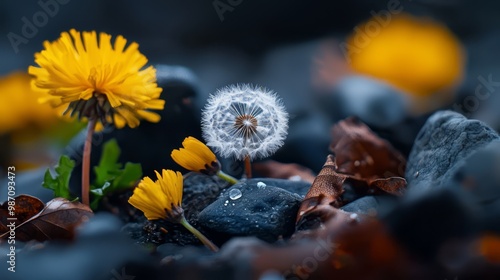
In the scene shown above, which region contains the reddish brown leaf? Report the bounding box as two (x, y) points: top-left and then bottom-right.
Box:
(297, 153), (407, 226)
(0, 197), (93, 242)
(330, 117), (406, 179)
(253, 160), (316, 183)
(297, 155), (348, 224)
(369, 177), (407, 196)
(0, 195), (45, 235)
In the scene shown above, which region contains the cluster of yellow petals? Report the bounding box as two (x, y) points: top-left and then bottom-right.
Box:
(28, 29), (164, 129)
(128, 169), (183, 220)
(171, 136), (219, 174)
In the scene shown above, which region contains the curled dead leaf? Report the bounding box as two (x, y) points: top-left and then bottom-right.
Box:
(0, 195), (93, 242)
(330, 117), (406, 179)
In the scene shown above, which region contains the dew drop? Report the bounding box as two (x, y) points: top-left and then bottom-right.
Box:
(229, 188), (242, 200)
(288, 175), (301, 181)
(257, 181), (266, 188)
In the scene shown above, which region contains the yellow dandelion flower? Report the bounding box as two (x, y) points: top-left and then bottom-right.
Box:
(171, 136), (238, 184)
(28, 29), (165, 129)
(128, 168), (219, 252)
(128, 169), (183, 221)
(171, 136), (220, 175)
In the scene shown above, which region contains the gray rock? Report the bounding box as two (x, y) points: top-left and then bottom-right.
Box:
(405, 110), (499, 192)
(327, 75), (409, 127)
(340, 195), (398, 217)
(197, 179), (302, 242)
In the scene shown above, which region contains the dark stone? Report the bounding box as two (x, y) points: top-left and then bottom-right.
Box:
(321, 75), (409, 127)
(197, 179), (302, 243)
(273, 111), (332, 172)
(340, 195), (398, 217)
(451, 141), (500, 232)
(405, 110), (499, 192)
(384, 188), (480, 261)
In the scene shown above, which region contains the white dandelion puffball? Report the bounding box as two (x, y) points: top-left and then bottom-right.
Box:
(201, 84), (289, 160)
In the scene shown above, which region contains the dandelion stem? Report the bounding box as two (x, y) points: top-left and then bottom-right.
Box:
(82, 117), (97, 206)
(180, 216), (219, 252)
(216, 170), (238, 185)
(244, 154), (252, 179)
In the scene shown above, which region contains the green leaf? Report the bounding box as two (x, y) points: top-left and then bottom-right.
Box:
(93, 138), (122, 188)
(42, 155), (75, 199)
(111, 163), (142, 191)
(89, 139), (142, 210)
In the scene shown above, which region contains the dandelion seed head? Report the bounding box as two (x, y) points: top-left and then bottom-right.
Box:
(201, 84), (288, 160)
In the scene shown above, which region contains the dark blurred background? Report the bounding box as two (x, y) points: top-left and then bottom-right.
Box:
(0, 0), (499, 181)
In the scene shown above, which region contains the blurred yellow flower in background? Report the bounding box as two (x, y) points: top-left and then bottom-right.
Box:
(0, 72), (59, 134)
(347, 14), (465, 100)
(29, 29), (165, 129)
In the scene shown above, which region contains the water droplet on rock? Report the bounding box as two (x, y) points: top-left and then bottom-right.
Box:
(288, 175), (301, 181)
(229, 188), (242, 200)
(257, 181), (267, 188)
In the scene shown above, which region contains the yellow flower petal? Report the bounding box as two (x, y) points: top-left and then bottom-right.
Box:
(128, 169), (184, 220)
(171, 136), (219, 174)
(29, 29), (165, 129)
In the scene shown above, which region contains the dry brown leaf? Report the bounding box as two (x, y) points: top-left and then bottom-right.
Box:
(253, 160), (316, 183)
(0, 196), (93, 242)
(330, 117), (406, 179)
(1, 195), (45, 235)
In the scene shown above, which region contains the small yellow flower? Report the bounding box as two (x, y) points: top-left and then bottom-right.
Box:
(171, 136), (220, 176)
(128, 168), (220, 252)
(28, 29), (165, 129)
(128, 169), (183, 221)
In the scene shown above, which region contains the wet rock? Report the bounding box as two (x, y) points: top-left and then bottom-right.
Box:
(198, 179), (302, 243)
(451, 141), (500, 232)
(405, 110), (499, 192)
(340, 196), (379, 215)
